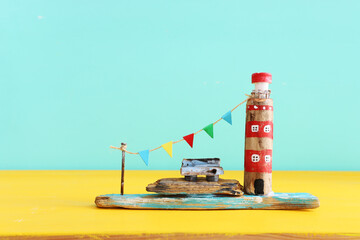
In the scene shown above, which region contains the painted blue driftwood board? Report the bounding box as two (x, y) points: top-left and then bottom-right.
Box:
(95, 193), (320, 210)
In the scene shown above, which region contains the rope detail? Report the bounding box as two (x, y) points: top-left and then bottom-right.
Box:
(110, 96), (250, 155)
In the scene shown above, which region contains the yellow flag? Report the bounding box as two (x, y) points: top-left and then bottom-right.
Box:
(161, 141), (173, 157)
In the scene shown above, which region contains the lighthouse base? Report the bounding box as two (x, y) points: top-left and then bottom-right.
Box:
(244, 172), (272, 195)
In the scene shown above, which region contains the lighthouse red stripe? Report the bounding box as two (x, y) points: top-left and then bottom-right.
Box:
(246, 121), (273, 139)
(245, 149), (272, 173)
(247, 105), (273, 111)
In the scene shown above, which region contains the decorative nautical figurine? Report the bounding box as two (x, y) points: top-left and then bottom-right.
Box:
(97, 72), (320, 210)
(244, 72), (273, 195)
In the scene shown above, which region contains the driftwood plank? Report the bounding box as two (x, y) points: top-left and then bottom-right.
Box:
(95, 193), (320, 210)
(146, 177), (243, 196)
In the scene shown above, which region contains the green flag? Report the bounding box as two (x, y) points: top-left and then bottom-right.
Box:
(203, 123), (214, 138)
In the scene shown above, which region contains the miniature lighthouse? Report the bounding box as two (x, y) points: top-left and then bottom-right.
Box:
(244, 72), (273, 195)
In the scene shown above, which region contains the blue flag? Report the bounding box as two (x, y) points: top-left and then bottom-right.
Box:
(222, 111), (232, 125)
(138, 150), (149, 166)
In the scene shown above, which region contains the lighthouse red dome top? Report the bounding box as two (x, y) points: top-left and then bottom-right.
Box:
(252, 72), (272, 84)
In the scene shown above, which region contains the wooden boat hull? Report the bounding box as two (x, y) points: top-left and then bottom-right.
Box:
(95, 193), (319, 210)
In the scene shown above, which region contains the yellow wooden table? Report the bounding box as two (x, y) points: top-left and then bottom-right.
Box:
(1, 170), (359, 239)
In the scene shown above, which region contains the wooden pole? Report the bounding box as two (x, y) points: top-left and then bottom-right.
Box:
(121, 143), (127, 195)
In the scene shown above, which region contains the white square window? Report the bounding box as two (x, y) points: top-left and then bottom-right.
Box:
(251, 154), (260, 162)
(265, 155), (271, 163)
(251, 125), (259, 132)
(264, 125), (271, 133)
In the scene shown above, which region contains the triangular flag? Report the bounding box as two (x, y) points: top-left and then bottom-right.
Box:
(183, 133), (194, 148)
(203, 123), (214, 138)
(138, 150), (150, 166)
(161, 141), (173, 157)
(222, 111), (232, 125)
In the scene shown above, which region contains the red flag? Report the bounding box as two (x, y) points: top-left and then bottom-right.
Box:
(183, 133), (194, 148)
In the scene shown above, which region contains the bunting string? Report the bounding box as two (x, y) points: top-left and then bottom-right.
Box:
(110, 95), (250, 164)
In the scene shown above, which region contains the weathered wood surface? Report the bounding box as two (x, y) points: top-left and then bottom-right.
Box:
(181, 158), (224, 177)
(95, 192), (320, 210)
(146, 177), (243, 196)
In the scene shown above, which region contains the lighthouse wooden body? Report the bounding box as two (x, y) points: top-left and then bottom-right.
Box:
(244, 73), (273, 195)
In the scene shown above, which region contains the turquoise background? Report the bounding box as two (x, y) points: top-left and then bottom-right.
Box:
(1, 0), (359, 170)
